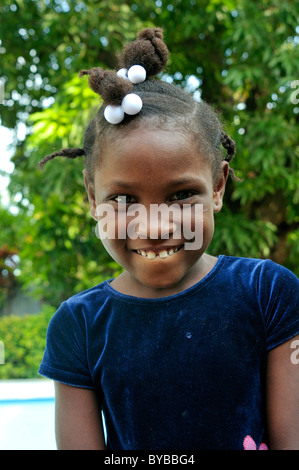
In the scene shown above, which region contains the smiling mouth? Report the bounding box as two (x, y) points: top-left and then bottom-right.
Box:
(134, 245), (183, 259)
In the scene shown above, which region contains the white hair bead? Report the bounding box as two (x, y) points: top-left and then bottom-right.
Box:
(127, 65), (146, 84)
(103, 65), (146, 124)
(116, 68), (129, 80)
(121, 93), (143, 115)
(104, 105), (125, 124)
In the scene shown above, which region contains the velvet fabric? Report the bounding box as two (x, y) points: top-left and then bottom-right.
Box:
(39, 256), (299, 450)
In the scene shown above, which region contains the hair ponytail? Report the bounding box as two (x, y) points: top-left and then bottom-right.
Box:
(118, 27), (169, 77)
(79, 68), (133, 106)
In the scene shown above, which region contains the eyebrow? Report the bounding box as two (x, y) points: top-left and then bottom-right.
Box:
(105, 181), (139, 190)
(167, 177), (204, 186)
(106, 176), (205, 189)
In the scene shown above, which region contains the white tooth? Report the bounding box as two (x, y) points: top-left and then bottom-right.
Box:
(168, 249), (174, 256)
(147, 251), (156, 259)
(159, 250), (168, 259)
(137, 249), (146, 256)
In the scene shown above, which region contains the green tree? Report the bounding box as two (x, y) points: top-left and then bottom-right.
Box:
(0, 200), (20, 309)
(1, 0), (298, 306)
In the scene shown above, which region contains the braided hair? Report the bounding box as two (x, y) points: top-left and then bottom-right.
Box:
(39, 27), (238, 183)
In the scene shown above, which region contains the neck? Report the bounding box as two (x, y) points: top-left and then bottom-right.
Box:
(110, 253), (218, 299)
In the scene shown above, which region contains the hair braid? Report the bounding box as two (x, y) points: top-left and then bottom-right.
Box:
(220, 131), (236, 162)
(219, 132), (241, 181)
(38, 147), (85, 169)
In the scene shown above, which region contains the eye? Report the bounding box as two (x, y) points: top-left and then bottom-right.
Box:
(170, 190), (195, 201)
(111, 195), (136, 204)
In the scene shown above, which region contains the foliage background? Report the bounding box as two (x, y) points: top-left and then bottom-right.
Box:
(0, 0), (298, 377)
(0, 305), (54, 379)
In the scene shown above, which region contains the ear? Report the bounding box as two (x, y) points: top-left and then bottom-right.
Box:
(213, 161), (229, 213)
(83, 170), (97, 221)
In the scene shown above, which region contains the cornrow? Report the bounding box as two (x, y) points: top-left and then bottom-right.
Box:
(38, 26), (239, 184)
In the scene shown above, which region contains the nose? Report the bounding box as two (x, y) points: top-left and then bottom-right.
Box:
(128, 204), (181, 240)
(136, 218), (178, 239)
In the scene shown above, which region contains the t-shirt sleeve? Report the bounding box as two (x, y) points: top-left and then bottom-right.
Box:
(259, 260), (299, 351)
(38, 301), (94, 389)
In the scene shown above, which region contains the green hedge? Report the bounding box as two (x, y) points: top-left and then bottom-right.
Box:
(0, 305), (55, 379)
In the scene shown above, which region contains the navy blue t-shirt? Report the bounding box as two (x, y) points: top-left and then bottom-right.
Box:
(39, 256), (299, 450)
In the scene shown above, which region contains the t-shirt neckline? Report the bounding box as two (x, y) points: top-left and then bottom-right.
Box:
(103, 254), (226, 304)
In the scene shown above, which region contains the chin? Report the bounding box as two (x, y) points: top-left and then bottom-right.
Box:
(135, 270), (187, 293)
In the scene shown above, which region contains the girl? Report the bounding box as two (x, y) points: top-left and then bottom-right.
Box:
(38, 28), (299, 450)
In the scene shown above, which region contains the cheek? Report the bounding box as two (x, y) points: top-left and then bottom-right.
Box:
(100, 235), (126, 266)
(202, 210), (215, 249)
(95, 207), (129, 241)
(181, 204), (214, 251)
(95, 213), (116, 240)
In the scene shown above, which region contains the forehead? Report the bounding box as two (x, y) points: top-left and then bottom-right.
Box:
(94, 126), (212, 183)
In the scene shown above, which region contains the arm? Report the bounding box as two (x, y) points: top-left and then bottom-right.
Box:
(267, 334), (299, 450)
(54, 382), (106, 450)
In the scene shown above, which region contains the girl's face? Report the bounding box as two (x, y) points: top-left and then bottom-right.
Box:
(84, 126), (228, 298)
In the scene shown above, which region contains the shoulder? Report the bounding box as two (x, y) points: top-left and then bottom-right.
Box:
(49, 280), (112, 329)
(66, 279), (115, 313)
(220, 255), (298, 286)
(66, 280), (110, 308)
(257, 258), (299, 295)
(39, 280), (113, 386)
(220, 256), (299, 350)
(219, 255), (298, 316)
